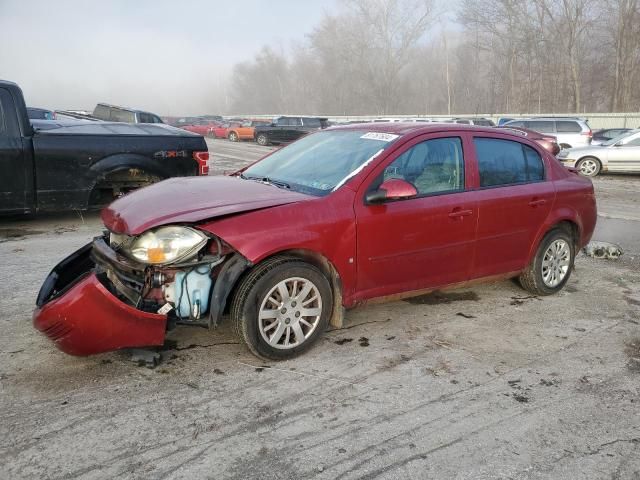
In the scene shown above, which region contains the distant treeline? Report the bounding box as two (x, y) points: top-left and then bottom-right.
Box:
(226, 0), (640, 116)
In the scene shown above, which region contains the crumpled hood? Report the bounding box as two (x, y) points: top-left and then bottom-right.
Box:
(102, 176), (312, 235)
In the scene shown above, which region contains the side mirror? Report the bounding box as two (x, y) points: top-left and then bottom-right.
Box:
(614, 141), (624, 147)
(365, 179), (418, 204)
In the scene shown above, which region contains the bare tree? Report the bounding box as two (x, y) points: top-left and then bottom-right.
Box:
(225, 0), (640, 115)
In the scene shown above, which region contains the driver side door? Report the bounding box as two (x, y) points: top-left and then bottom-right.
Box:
(0, 87), (32, 213)
(354, 134), (478, 301)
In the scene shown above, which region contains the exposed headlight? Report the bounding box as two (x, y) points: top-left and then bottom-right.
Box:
(127, 226), (208, 265)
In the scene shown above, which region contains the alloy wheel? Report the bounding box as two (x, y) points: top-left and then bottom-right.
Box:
(258, 277), (322, 350)
(541, 239), (571, 288)
(579, 159), (598, 176)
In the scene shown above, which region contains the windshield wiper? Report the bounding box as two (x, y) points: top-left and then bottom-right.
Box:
(242, 174), (290, 190)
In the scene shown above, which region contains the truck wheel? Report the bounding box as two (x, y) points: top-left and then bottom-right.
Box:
(231, 256), (333, 360)
(256, 134), (269, 146)
(519, 227), (575, 296)
(577, 157), (601, 177)
(88, 170), (162, 208)
(228, 131), (238, 142)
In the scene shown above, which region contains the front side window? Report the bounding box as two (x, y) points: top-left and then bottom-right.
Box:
(276, 117), (288, 126)
(624, 135), (640, 146)
(382, 137), (464, 196)
(474, 138), (545, 187)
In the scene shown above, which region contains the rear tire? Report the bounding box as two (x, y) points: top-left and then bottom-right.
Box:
(519, 227), (575, 296)
(231, 256), (332, 360)
(577, 156), (602, 177)
(228, 131), (238, 142)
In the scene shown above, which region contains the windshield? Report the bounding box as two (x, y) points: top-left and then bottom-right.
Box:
(242, 130), (398, 196)
(602, 129), (639, 146)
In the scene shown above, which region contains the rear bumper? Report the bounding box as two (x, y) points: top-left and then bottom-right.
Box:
(33, 242), (167, 356)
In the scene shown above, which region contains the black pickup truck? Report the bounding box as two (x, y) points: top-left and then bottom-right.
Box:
(0, 80), (209, 215)
(253, 116), (329, 145)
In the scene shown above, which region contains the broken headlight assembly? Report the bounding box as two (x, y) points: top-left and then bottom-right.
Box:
(123, 226), (208, 265)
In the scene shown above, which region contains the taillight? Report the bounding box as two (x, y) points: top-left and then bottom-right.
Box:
(193, 151), (209, 175)
(582, 130), (592, 137)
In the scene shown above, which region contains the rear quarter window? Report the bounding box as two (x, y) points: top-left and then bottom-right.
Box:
(474, 138), (545, 188)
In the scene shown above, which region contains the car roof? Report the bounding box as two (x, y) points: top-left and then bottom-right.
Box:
(508, 117), (587, 122)
(327, 122), (522, 138)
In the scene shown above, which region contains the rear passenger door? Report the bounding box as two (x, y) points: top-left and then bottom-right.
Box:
(283, 117), (303, 142)
(270, 118), (289, 143)
(469, 136), (555, 279)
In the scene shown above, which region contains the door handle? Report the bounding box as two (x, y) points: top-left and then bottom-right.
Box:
(448, 208), (473, 219)
(528, 199), (547, 207)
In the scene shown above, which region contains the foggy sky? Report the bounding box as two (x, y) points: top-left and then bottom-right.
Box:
(0, 0), (335, 115)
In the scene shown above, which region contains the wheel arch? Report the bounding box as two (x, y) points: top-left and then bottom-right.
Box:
(226, 248), (345, 329)
(526, 214), (582, 266)
(86, 154), (170, 207)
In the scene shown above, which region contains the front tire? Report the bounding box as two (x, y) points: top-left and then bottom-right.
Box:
(228, 131), (238, 142)
(256, 134), (269, 146)
(231, 257), (333, 360)
(519, 228), (575, 296)
(577, 156), (602, 177)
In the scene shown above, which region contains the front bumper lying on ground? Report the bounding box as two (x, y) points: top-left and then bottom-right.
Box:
(33, 241), (167, 356)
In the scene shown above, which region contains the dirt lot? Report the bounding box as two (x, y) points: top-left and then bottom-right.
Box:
(1, 140), (639, 479)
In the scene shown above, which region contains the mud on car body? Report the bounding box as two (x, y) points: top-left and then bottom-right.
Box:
(34, 123), (597, 360)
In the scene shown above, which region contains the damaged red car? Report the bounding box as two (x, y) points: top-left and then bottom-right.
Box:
(34, 124), (597, 360)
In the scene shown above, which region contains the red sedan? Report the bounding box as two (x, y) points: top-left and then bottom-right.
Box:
(34, 124), (597, 360)
(180, 119), (223, 137)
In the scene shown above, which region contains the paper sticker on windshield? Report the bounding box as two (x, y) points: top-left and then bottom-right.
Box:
(361, 132), (399, 142)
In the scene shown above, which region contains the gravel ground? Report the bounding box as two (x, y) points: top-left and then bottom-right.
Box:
(0, 140), (638, 479)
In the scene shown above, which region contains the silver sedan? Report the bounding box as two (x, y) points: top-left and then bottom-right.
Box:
(557, 129), (640, 177)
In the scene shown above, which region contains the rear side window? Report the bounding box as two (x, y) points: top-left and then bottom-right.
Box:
(455, 119), (470, 124)
(526, 121), (555, 133)
(110, 109), (135, 123)
(506, 121), (525, 128)
(0, 94), (5, 134)
(474, 138), (544, 187)
(556, 121), (581, 133)
(303, 118), (321, 128)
